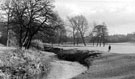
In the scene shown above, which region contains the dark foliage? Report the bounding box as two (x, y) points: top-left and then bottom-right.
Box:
(44, 46), (63, 54)
(0, 35), (7, 45)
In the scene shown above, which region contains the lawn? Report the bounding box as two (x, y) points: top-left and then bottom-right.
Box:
(72, 53), (135, 79)
(56, 42), (135, 54)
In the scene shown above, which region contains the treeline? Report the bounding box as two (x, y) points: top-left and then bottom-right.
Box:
(58, 32), (135, 45)
(107, 33), (135, 43)
(0, 0), (109, 48)
(64, 23), (108, 47)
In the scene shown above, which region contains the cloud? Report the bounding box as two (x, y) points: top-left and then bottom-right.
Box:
(55, 0), (135, 35)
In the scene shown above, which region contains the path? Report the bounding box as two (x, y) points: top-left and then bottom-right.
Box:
(47, 60), (87, 79)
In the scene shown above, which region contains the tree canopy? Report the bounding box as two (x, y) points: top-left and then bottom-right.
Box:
(2, 0), (61, 49)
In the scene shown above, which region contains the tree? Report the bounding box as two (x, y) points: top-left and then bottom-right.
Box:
(54, 16), (67, 45)
(1, 0), (12, 46)
(102, 22), (108, 46)
(68, 17), (77, 46)
(91, 22), (108, 46)
(0, 22), (7, 45)
(68, 15), (88, 46)
(91, 22), (97, 46)
(2, 0), (57, 49)
(74, 30), (80, 45)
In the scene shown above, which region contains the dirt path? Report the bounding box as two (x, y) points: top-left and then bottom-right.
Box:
(47, 60), (87, 79)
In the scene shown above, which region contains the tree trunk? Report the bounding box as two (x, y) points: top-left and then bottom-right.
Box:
(6, 12), (10, 47)
(7, 31), (10, 46)
(76, 37), (79, 46)
(25, 36), (32, 49)
(99, 37), (102, 47)
(103, 36), (106, 47)
(103, 42), (105, 47)
(92, 37), (95, 46)
(73, 30), (75, 46)
(22, 29), (29, 43)
(96, 37), (99, 46)
(80, 32), (86, 46)
(93, 40), (94, 46)
(59, 33), (62, 45)
(19, 26), (23, 48)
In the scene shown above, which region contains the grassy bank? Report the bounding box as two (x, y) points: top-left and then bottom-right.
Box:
(72, 53), (135, 79)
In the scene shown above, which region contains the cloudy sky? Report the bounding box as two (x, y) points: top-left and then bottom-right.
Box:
(54, 0), (135, 35)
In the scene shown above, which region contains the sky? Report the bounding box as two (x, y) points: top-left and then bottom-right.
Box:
(54, 0), (135, 35)
(0, 0), (135, 35)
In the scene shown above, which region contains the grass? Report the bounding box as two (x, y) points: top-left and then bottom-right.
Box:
(72, 53), (135, 79)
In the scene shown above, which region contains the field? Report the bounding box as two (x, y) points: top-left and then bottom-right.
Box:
(56, 43), (135, 54)
(72, 53), (135, 79)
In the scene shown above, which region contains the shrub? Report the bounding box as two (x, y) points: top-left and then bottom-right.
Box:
(0, 35), (7, 45)
(31, 40), (44, 50)
(0, 49), (52, 79)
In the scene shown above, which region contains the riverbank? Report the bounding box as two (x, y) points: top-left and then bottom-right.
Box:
(72, 53), (135, 79)
(0, 46), (99, 79)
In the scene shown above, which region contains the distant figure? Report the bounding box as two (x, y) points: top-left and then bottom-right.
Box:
(108, 45), (111, 52)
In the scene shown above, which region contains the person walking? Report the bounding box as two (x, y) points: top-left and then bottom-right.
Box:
(108, 45), (111, 52)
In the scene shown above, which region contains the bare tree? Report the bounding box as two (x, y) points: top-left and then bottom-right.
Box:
(2, 0), (57, 49)
(75, 30), (80, 45)
(68, 15), (88, 46)
(68, 17), (77, 45)
(54, 17), (67, 45)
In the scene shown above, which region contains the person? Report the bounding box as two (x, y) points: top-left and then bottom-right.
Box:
(108, 45), (111, 52)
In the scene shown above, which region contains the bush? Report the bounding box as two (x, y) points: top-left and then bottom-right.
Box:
(0, 49), (52, 79)
(0, 36), (7, 45)
(31, 40), (44, 50)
